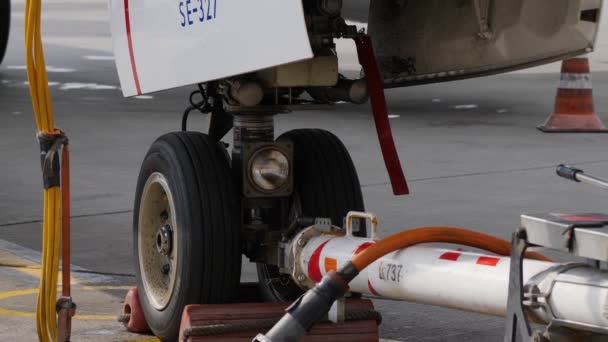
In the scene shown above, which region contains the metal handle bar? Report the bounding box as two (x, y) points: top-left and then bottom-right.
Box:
(345, 211), (379, 240)
(556, 164), (608, 190)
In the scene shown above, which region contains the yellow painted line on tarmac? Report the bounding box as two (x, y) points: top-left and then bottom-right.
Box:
(11, 265), (84, 287)
(79, 285), (131, 291)
(0, 250), (38, 267)
(0, 288), (40, 318)
(0, 249), (132, 320)
(0, 287), (39, 300)
(0, 307), (36, 318)
(0, 287), (120, 320)
(0, 249), (83, 285)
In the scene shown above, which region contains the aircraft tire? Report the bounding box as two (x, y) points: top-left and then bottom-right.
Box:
(257, 128), (365, 302)
(133, 132), (241, 341)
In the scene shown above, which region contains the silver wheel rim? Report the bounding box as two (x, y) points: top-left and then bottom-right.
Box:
(138, 172), (178, 310)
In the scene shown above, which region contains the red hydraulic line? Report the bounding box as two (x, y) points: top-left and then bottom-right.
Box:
(61, 145), (70, 297)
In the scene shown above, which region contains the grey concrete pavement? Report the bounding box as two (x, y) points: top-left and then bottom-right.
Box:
(1, 0), (608, 341)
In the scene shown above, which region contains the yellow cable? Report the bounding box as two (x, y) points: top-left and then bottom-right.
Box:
(25, 0), (62, 339)
(44, 192), (55, 340)
(36, 192), (48, 342)
(51, 189), (61, 338)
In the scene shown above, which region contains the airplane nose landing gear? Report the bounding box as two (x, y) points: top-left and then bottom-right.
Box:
(130, 2), (380, 339)
(132, 99), (369, 339)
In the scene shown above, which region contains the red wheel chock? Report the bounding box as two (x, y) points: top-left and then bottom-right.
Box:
(120, 287), (151, 334)
(179, 299), (380, 341)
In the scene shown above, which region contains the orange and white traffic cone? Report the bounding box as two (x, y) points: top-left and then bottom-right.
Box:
(538, 57), (607, 133)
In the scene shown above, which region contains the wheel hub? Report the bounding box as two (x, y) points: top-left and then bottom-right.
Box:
(156, 224), (173, 256)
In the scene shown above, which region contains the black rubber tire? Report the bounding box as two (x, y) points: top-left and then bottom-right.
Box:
(133, 132), (241, 341)
(257, 129), (365, 301)
(0, 0), (9, 65)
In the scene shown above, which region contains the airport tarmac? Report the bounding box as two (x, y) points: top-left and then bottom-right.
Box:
(1, 1), (608, 341)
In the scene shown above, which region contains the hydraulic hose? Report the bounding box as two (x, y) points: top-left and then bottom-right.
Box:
(24, 0), (71, 340)
(351, 226), (550, 271)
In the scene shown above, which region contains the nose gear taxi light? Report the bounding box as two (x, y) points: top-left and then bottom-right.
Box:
(249, 147), (291, 192)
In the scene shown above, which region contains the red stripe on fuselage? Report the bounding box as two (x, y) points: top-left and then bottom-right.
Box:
(124, 0), (142, 95)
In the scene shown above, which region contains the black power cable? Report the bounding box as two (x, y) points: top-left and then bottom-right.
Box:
(181, 83), (212, 131)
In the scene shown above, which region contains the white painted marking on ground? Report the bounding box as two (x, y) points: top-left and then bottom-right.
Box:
(453, 104), (478, 110)
(497, 109), (509, 114)
(6, 65), (75, 73)
(379, 339), (404, 342)
(23, 81), (60, 87)
(59, 83), (118, 91)
(1, 80), (9, 84)
(47, 66), (76, 73)
(83, 55), (115, 61)
(388, 114), (400, 119)
(134, 95), (154, 100)
(12, 112), (22, 116)
(432, 98), (442, 103)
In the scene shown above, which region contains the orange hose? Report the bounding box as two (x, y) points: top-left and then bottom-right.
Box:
(61, 145), (70, 297)
(351, 227), (551, 271)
